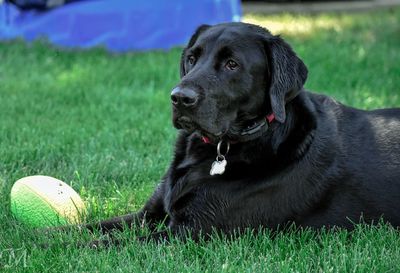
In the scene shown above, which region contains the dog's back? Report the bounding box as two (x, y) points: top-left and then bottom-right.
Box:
(306, 92), (400, 227)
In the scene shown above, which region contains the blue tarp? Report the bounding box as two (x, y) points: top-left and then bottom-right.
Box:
(0, 0), (241, 51)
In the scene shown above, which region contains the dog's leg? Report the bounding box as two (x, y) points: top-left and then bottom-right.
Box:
(85, 185), (168, 233)
(84, 213), (144, 233)
(86, 227), (202, 248)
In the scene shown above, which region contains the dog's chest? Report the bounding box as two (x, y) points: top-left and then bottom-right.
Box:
(163, 137), (284, 228)
(163, 151), (235, 223)
(163, 154), (270, 228)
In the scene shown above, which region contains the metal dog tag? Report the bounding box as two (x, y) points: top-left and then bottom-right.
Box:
(210, 156), (227, 175)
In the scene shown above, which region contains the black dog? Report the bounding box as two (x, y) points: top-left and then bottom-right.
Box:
(88, 22), (400, 243)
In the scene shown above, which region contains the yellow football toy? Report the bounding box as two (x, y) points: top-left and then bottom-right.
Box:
(10, 175), (86, 228)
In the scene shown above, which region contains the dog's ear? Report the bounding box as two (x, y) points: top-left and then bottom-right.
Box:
(263, 35), (308, 123)
(180, 24), (211, 78)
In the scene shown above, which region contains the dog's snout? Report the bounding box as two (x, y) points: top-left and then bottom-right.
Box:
(171, 87), (199, 108)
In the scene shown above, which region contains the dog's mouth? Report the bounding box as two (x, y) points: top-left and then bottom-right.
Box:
(175, 116), (196, 131)
(174, 116), (226, 140)
(174, 112), (271, 144)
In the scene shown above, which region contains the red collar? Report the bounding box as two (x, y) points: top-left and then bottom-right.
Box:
(266, 113), (276, 123)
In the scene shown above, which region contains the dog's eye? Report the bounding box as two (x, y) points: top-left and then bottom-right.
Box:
(188, 55), (196, 65)
(225, 60), (239, 71)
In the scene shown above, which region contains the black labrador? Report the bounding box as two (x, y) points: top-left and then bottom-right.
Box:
(87, 22), (400, 243)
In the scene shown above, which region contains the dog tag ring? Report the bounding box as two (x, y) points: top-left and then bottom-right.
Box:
(210, 140), (230, 176)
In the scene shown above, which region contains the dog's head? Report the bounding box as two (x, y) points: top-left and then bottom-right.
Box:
(171, 22), (308, 142)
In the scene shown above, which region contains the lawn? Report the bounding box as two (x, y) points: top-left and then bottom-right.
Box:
(1, 7), (400, 273)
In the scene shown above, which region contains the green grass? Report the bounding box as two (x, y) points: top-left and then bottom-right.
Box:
(1, 8), (400, 272)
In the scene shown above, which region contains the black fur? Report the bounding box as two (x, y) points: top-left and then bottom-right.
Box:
(88, 22), (400, 243)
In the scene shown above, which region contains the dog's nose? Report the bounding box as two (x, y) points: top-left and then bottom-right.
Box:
(171, 87), (199, 107)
